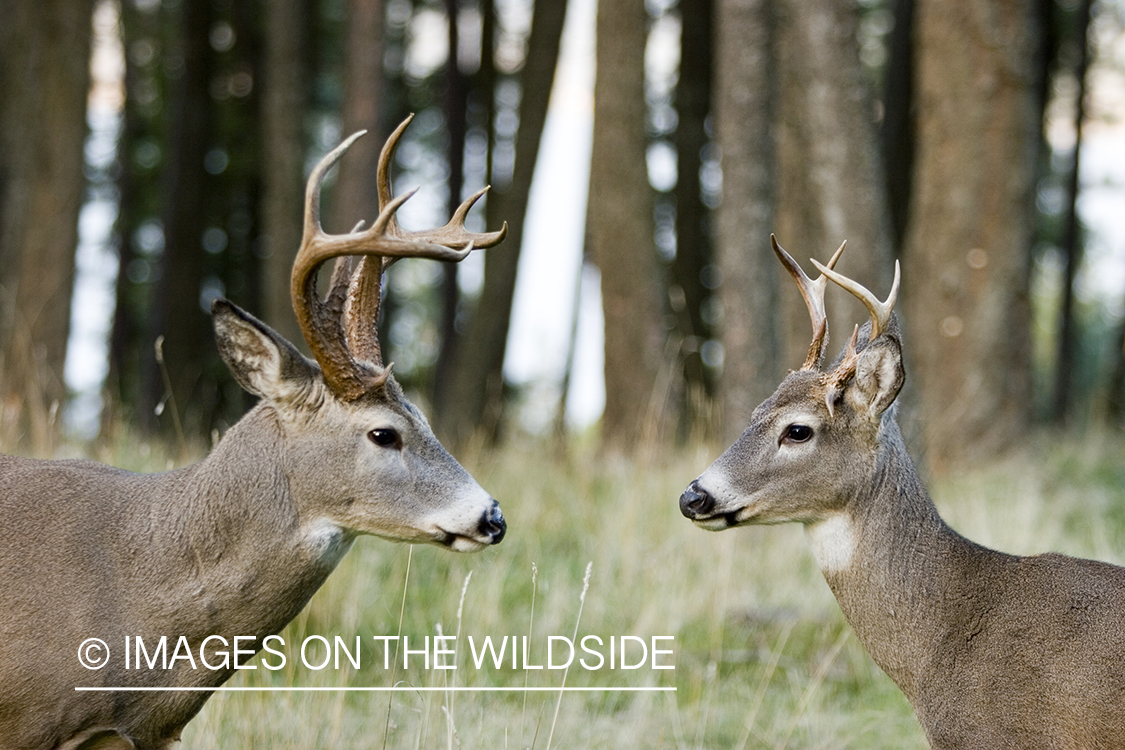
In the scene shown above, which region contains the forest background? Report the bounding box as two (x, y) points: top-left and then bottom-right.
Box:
(7, 1), (1125, 747)
(4, 0), (1125, 466)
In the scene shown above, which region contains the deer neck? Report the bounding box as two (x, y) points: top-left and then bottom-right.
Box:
(140, 405), (354, 644)
(804, 420), (988, 702)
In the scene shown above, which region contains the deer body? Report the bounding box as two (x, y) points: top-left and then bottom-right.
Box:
(0, 118), (508, 749)
(682, 239), (1125, 749)
(0, 409), (347, 749)
(812, 419), (1125, 748)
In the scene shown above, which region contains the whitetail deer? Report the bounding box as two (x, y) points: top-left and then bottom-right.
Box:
(0, 116), (507, 750)
(681, 237), (1125, 749)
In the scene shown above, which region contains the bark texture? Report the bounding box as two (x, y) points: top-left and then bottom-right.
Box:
(903, 0), (1038, 468)
(0, 0), (93, 451)
(588, 0), (662, 449)
(713, 0), (782, 440)
(775, 0), (895, 370)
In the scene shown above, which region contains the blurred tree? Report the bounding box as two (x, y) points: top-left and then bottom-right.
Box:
(106, 0), (168, 436)
(903, 0), (1039, 469)
(1050, 0), (1092, 425)
(588, 0), (663, 449)
(107, 0), (266, 443)
(670, 0), (716, 437)
(434, 0), (471, 401)
(261, 0), (313, 348)
(775, 0), (895, 368)
(141, 0), (217, 439)
(436, 0), (569, 446)
(881, 0), (915, 252)
(713, 0), (781, 441)
(0, 0), (94, 452)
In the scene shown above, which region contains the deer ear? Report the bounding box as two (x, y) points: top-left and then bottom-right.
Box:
(212, 299), (317, 402)
(845, 336), (904, 419)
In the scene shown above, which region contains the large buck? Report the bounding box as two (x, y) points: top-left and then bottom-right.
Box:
(681, 237), (1125, 749)
(0, 116), (507, 750)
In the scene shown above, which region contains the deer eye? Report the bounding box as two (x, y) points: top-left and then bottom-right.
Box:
(783, 424), (814, 444)
(369, 428), (402, 449)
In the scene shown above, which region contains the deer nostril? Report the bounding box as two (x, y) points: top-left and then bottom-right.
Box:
(679, 481), (714, 518)
(480, 500), (506, 544)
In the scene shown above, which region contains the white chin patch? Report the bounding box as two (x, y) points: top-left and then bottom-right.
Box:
(805, 513), (857, 574)
(693, 516), (732, 532)
(447, 535), (489, 553)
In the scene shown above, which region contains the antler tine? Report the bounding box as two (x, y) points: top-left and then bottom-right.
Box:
(772, 235), (846, 371)
(811, 257), (900, 340)
(375, 113), (508, 251)
(375, 114), (413, 238)
(292, 117), (508, 400)
(410, 185), (508, 248)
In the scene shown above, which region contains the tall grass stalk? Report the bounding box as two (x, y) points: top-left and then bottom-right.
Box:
(521, 562), (538, 739)
(382, 544), (413, 750)
(444, 571), (473, 749)
(544, 561), (593, 750)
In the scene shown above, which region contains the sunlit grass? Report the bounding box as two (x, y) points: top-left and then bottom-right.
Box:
(71, 429), (1125, 749)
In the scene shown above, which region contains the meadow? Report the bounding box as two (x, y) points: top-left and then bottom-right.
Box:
(117, 430), (1125, 750)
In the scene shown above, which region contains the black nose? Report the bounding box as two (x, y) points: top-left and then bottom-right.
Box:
(480, 499), (506, 544)
(679, 480), (714, 518)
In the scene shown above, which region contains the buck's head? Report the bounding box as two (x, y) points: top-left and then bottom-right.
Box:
(213, 116), (507, 552)
(681, 237), (903, 530)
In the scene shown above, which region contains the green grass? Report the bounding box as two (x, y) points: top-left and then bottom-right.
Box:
(154, 432), (1125, 749)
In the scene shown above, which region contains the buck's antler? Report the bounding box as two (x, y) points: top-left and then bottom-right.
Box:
(771, 235), (846, 371)
(809, 254), (900, 414)
(291, 115), (508, 400)
(811, 256), (900, 341)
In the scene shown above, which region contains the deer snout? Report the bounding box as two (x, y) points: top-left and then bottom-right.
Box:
(680, 481), (715, 519)
(479, 499), (506, 545)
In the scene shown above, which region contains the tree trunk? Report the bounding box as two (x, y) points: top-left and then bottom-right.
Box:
(775, 0), (895, 369)
(588, 0), (662, 450)
(671, 0), (715, 437)
(0, 0), (94, 452)
(881, 0), (915, 253)
(261, 0), (312, 348)
(436, 0), (568, 447)
(142, 0), (214, 438)
(903, 0), (1038, 469)
(1050, 0), (1092, 425)
(713, 0), (781, 441)
(434, 0), (469, 407)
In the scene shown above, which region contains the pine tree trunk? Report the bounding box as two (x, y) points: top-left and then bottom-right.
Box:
(436, 0), (568, 446)
(671, 0), (715, 437)
(143, 0), (214, 438)
(903, 0), (1038, 469)
(0, 0), (93, 452)
(775, 0), (894, 369)
(261, 0), (312, 349)
(713, 0), (781, 440)
(588, 0), (662, 450)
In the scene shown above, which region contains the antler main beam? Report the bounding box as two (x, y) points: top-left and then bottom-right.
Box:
(291, 116), (508, 400)
(772, 235), (846, 371)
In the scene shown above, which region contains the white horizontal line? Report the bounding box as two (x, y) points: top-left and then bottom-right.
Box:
(75, 686), (675, 693)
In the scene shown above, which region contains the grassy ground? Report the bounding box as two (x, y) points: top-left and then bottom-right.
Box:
(145, 432), (1125, 749)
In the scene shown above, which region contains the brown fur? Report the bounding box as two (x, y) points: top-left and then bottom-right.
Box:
(683, 318), (1125, 749)
(0, 303), (504, 750)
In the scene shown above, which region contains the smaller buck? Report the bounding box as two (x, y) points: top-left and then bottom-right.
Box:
(0, 116), (506, 750)
(681, 237), (1125, 749)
